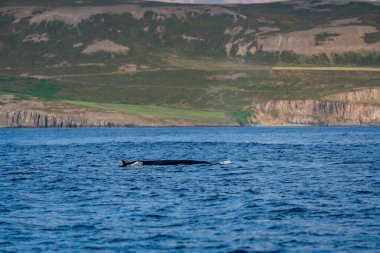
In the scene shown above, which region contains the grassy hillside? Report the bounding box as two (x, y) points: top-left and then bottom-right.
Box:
(2, 67), (379, 108)
(1, 1), (380, 67)
(1, 0), (380, 124)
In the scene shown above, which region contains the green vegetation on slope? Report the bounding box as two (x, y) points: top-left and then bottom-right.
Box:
(272, 66), (380, 72)
(64, 100), (230, 124)
(314, 32), (340, 46)
(231, 108), (256, 126)
(2, 66), (380, 110)
(0, 76), (62, 99)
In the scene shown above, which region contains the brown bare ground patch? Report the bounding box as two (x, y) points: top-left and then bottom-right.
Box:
(329, 18), (361, 27)
(0, 6), (42, 23)
(82, 40), (129, 55)
(0, 94), (16, 103)
(73, 42), (84, 48)
(19, 73), (49, 79)
(52, 61), (71, 67)
(208, 72), (248, 81)
(43, 53), (56, 58)
(236, 42), (253, 57)
(224, 26), (243, 36)
(78, 63), (105, 67)
(23, 33), (49, 43)
(117, 64), (137, 73)
(25, 5), (245, 26)
(180, 34), (205, 42)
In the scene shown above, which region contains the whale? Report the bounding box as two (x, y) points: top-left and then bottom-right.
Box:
(121, 160), (211, 167)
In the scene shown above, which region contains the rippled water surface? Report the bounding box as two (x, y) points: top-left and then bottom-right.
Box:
(1, 127), (380, 252)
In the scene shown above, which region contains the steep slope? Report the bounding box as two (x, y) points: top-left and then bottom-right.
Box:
(1, 0), (380, 66)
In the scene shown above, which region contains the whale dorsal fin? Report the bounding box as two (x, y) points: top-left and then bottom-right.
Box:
(121, 160), (130, 167)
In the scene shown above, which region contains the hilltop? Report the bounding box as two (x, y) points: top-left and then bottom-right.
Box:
(0, 0), (380, 126)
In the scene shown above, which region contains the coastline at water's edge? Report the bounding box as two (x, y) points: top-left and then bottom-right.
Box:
(1, 88), (380, 127)
(1, 106), (379, 128)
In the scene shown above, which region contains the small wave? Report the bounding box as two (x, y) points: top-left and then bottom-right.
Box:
(220, 160), (232, 165)
(146, 233), (177, 240)
(270, 207), (307, 214)
(228, 250), (250, 253)
(144, 214), (166, 219)
(72, 224), (97, 230)
(355, 190), (373, 195)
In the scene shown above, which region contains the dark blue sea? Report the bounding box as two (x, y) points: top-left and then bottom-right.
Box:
(1, 127), (380, 252)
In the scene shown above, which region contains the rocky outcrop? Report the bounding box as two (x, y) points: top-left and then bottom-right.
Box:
(2, 89), (380, 127)
(0, 109), (138, 128)
(254, 88), (380, 126)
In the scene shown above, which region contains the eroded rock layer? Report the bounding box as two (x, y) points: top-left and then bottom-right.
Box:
(254, 88), (380, 126)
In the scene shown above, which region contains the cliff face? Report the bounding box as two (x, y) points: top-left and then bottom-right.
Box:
(2, 89), (380, 127)
(254, 88), (380, 126)
(0, 109), (138, 128)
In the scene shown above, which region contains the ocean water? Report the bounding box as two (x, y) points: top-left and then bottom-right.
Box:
(0, 127), (379, 252)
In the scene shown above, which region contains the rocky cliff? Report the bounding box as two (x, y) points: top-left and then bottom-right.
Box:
(3, 89), (380, 127)
(0, 109), (138, 128)
(253, 88), (380, 126)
